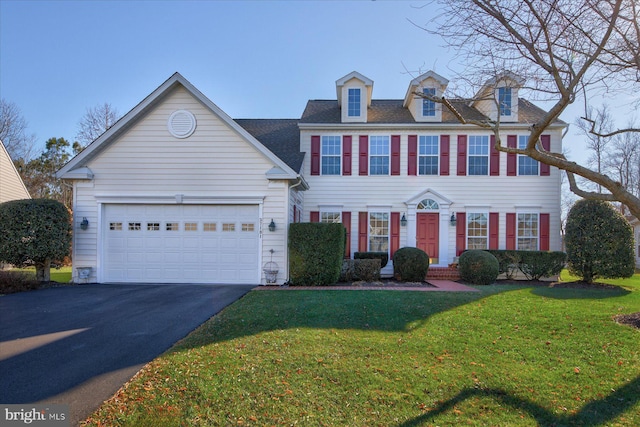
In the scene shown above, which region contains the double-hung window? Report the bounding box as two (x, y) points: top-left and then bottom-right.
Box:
(517, 135), (539, 175)
(321, 136), (341, 175)
(422, 87), (436, 117)
(498, 87), (512, 116)
(369, 212), (389, 252)
(348, 88), (361, 117)
(320, 212), (341, 223)
(419, 135), (439, 175)
(369, 136), (390, 175)
(468, 135), (489, 175)
(467, 213), (488, 250)
(517, 213), (539, 250)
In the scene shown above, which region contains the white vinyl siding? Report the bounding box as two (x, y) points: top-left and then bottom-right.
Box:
(72, 86), (290, 284)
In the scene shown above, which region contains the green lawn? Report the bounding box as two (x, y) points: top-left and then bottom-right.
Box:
(84, 276), (640, 426)
(14, 266), (72, 283)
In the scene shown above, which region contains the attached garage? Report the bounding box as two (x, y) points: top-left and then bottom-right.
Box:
(102, 204), (260, 284)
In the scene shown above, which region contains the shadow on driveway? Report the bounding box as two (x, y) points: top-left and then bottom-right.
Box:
(0, 283), (253, 426)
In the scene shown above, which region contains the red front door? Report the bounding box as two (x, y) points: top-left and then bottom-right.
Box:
(417, 213), (439, 262)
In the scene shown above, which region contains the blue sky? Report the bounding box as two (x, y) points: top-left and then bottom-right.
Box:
(0, 0), (612, 161)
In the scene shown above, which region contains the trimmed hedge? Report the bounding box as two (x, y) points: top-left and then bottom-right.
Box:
(288, 222), (345, 286)
(354, 251), (389, 268)
(0, 199), (71, 282)
(459, 250), (499, 286)
(565, 199), (634, 283)
(485, 250), (566, 280)
(339, 259), (381, 282)
(393, 247), (429, 282)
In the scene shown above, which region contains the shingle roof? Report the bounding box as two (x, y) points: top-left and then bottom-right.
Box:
(300, 98), (564, 125)
(234, 119), (305, 173)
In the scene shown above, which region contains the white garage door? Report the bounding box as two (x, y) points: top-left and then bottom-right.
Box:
(103, 204), (260, 284)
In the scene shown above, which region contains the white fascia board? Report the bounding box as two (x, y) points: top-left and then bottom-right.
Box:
(59, 166), (94, 180)
(94, 195), (266, 205)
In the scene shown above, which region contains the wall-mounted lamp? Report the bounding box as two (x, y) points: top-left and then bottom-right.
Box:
(268, 219), (276, 232)
(80, 217), (89, 230)
(450, 213), (457, 227)
(400, 213), (407, 227)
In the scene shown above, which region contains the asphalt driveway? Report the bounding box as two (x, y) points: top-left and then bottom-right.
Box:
(0, 283), (254, 426)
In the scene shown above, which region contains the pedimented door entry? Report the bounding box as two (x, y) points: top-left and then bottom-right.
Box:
(417, 212), (439, 264)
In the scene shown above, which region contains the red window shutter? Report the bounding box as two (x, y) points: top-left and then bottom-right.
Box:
(440, 135), (450, 176)
(540, 135), (551, 176)
(490, 135), (500, 176)
(456, 212), (466, 256)
(390, 212), (400, 258)
(506, 213), (516, 250)
(489, 212), (499, 249)
(359, 136), (368, 176)
(457, 135), (467, 176)
(507, 135), (517, 176)
(311, 136), (321, 175)
(540, 213), (550, 250)
(391, 135), (401, 175)
(358, 212), (368, 251)
(408, 135), (417, 175)
(342, 211), (352, 258)
(342, 136), (352, 176)
(310, 211), (319, 223)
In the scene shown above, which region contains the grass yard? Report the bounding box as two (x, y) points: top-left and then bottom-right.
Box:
(13, 266), (73, 283)
(84, 277), (640, 426)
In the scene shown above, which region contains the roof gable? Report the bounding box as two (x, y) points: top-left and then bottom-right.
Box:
(0, 140), (30, 202)
(57, 73), (300, 180)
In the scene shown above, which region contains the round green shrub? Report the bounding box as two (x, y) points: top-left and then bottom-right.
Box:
(393, 247), (429, 282)
(565, 199), (634, 283)
(459, 250), (499, 286)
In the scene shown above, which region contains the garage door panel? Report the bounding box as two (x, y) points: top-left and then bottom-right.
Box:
(103, 204), (260, 284)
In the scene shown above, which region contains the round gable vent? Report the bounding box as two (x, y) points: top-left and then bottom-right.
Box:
(168, 110), (196, 138)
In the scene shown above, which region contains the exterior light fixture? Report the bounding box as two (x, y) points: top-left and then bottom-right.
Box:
(80, 217), (89, 230)
(400, 213), (407, 227)
(450, 213), (457, 227)
(268, 219), (276, 232)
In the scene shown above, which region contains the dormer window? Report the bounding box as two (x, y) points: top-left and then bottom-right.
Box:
(422, 88), (436, 117)
(498, 87), (512, 116)
(348, 88), (361, 117)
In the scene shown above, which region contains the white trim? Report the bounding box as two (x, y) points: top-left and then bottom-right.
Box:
(94, 195), (265, 205)
(57, 73), (300, 181)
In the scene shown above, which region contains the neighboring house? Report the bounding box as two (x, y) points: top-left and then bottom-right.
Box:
(0, 140), (30, 203)
(57, 71), (564, 284)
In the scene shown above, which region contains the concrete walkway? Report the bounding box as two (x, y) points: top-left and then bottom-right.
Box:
(255, 280), (478, 292)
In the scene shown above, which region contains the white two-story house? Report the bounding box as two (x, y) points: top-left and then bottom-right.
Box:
(58, 71), (564, 284)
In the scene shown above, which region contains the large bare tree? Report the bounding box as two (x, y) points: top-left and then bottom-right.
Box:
(75, 102), (120, 149)
(0, 98), (36, 161)
(417, 0), (640, 219)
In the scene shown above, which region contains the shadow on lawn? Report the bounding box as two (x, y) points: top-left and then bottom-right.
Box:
(531, 286), (630, 300)
(399, 375), (640, 427)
